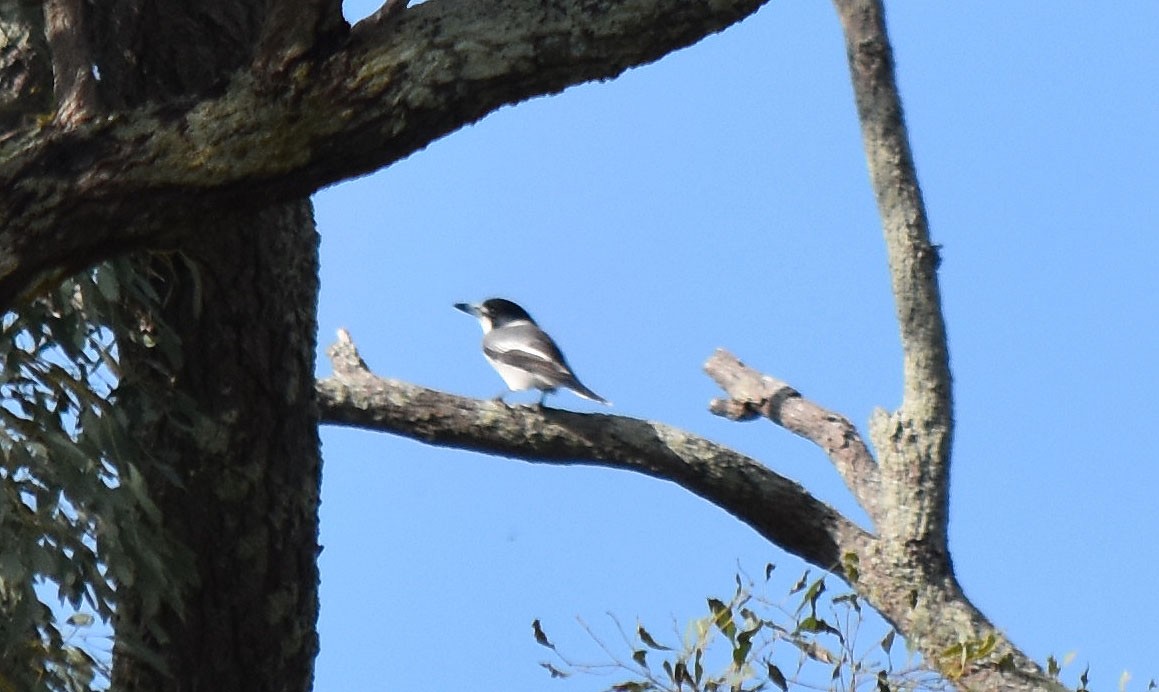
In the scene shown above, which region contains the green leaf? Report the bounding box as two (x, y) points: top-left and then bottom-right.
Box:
(803, 641), (837, 664)
(0, 549), (28, 584)
(841, 551), (860, 582)
(789, 569), (810, 595)
(94, 266), (121, 302)
(611, 682), (653, 692)
(66, 613), (94, 627)
(880, 629), (895, 654)
(832, 593), (860, 614)
(766, 662), (788, 691)
(795, 577), (826, 617)
(733, 625), (759, 666)
(531, 619), (554, 649)
(796, 615), (841, 640)
(708, 597), (737, 641)
(996, 653), (1015, 672)
(973, 632), (998, 659)
(638, 625), (671, 651)
(632, 649), (647, 668)
(876, 669), (891, 691)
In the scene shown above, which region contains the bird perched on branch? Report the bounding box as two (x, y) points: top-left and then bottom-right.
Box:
(454, 298), (609, 407)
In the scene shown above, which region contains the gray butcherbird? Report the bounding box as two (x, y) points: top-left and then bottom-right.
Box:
(454, 298), (609, 406)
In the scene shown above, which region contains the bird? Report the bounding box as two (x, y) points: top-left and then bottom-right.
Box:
(454, 298), (609, 407)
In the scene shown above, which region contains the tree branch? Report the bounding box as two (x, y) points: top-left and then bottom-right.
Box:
(703, 349), (1062, 689)
(831, 0), (952, 553)
(316, 330), (874, 577)
(0, 0), (769, 310)
(703, 349), (882, 523)
(44, 0), (98, 125)
(822, 2), (1063, 689)
(253, 0), (348, 74)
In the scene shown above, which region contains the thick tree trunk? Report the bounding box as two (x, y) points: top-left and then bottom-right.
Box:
(112, 203), (321, 691)
(84, 1), (323, 689)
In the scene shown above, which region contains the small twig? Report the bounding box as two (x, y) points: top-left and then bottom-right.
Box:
(326, 328), (373, 378)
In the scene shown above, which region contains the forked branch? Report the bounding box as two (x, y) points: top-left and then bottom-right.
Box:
(832, 0), (953, 550)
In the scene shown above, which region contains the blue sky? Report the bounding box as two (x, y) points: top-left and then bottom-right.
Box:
(312, 1), (1159, 689)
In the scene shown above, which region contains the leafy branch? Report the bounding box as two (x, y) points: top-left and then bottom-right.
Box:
(533, 567), (952, 692)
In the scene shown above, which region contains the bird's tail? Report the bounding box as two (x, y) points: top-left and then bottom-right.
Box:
(567, 378), (610, 405)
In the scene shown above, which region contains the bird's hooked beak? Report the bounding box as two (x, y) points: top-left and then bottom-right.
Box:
(453, 302), (481, 318)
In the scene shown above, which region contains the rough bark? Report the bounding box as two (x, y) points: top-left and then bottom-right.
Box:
(74, 2), (323, 690)
(826, 3), (1058, 689)
(44, 0), (98, 125)
(834, 0), (952, 560)
(0, 0), (769, 310)
(113, 203), (321, 692)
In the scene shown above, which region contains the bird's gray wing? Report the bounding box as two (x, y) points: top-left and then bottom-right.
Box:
(484, 324), (609, 404)
(483, 324), (575, 381)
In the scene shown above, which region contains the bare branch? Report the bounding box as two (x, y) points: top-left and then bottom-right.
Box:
(831, 0), (951, 550)
(317, 331), (874, 576)
(700, 349), (1062, 689)
(703, 349), (882, 523)
(44, 0), (98, 125)
(824, 3), (1066, 689)
(0, 0), (770, 311)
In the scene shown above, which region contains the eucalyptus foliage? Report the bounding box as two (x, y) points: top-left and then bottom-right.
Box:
(536, 566), (951, 692)
(0, 258), (190, 690)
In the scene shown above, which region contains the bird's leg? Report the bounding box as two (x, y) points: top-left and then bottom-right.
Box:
(492, 391), (510, 406)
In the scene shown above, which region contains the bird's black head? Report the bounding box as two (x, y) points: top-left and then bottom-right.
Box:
(454, 298), (536, 329)
(479, 298), (534, 327)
